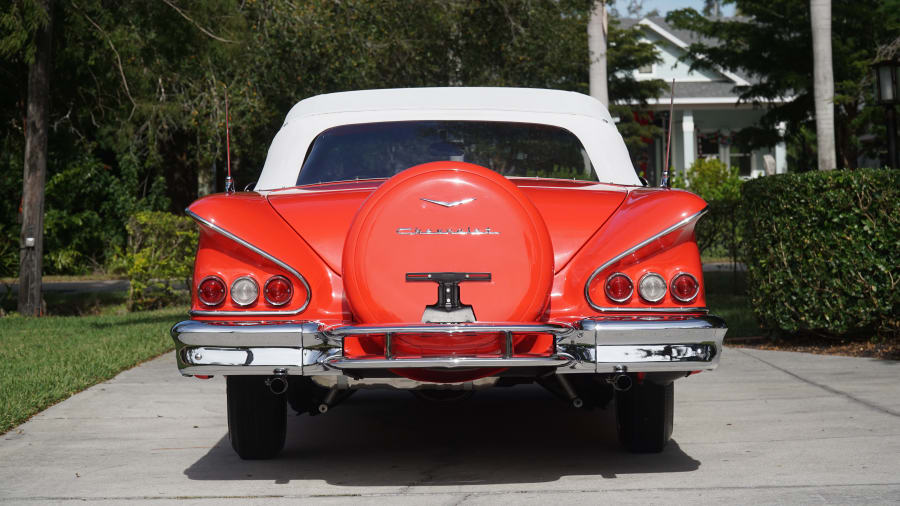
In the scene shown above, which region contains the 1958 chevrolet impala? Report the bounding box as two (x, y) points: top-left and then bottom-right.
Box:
(171, 87), (727, 459)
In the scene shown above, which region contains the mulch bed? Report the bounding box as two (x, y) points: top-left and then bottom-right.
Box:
(727, 335), (900, 361)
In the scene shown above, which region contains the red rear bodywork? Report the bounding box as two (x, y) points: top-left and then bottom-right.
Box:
(187, 163), (707, 381)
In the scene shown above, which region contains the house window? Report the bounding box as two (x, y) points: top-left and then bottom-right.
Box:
(729, 146), (752, 177)
(638, 63), (653, 74)
(698, 132), (719, 158)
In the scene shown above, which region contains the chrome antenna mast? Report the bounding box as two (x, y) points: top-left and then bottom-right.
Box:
(224, 85), (234, 194)
(660, 79), (675, 188)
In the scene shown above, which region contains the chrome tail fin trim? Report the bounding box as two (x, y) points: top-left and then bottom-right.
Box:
(186, 209), (312, 315)
(584, 206), (708, 312)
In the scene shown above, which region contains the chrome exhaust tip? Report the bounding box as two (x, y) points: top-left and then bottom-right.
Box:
(611, 374), (632, 392)
(265, 376), (288, 395)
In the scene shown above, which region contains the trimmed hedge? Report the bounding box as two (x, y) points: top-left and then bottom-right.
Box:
(126, 211), (198, 310)
(740, 168), (899, 337)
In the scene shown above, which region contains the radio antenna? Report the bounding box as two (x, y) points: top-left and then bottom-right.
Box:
(660, 78), (675, 188)
(224, 85), (234, 194)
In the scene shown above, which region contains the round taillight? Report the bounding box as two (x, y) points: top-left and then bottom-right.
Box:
(197, 276), (226, 306)
(638, 272), (667, 303)
(264, 275), (293, 306)
(230, 276), (259, 307)
(671, 273), (700, 303)
(605, 273), (633, 303)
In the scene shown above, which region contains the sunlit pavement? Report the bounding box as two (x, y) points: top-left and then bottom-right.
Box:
(1, 348), (899, 505)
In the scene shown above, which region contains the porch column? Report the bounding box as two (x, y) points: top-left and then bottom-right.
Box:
(682, 110), (695, 176)
(775, 121), (787, 174)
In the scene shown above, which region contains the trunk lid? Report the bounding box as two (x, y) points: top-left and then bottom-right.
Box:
(267, 178), (628, 274)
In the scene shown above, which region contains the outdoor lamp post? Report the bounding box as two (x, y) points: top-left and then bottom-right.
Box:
(872, 59), (899, 168)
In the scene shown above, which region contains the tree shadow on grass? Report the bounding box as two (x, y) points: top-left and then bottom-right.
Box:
(184, 385), (701, 486)
(89, 312), (183, 329)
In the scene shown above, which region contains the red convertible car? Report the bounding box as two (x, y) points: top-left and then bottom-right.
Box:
(171, 88), (726, 459)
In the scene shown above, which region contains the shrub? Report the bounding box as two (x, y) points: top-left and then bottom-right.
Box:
(41, 151), (170, 275)
(673, 158), (743, 261)
(678, 157), (743, 202)
(126, 211), (198, 311)
(740, 168), (899, 337)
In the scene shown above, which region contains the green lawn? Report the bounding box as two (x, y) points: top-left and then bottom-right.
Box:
(0, 307), (182, 434)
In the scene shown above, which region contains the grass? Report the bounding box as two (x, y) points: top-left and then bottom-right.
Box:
(0, 306), (182, 435)
(703, 270), (761, 339)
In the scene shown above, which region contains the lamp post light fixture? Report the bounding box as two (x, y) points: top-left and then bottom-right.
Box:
(872, 59), (899, 168)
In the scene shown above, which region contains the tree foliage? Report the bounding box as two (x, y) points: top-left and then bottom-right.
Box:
(666, 0), (900, 170)
(0, 0), (662, 275)
(672, 158), (743, 262)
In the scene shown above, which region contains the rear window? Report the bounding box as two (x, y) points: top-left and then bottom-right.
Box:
(296, 121), (597, 185)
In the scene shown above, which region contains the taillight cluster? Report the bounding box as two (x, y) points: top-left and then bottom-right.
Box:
(197, 274), (293, 307)
(603, 271), (699, 304)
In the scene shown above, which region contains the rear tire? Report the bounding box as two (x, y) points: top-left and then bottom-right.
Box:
(615, 380), (674, 453)
(226, 376), (286, 460)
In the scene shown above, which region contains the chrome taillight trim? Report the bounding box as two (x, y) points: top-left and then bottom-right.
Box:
(584, 206), (708, 311)
(186, 210), (311, 316)
(263, 275), (293, 306)
(638, 272), (667, 303)
(604, 272), (633, 303)
(229, 276), (259, 307)
(197, 275), (227, 307)
(670, 272), (701, 303)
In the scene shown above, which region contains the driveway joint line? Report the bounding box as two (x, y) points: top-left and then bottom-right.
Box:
(734, 348), (900, 418)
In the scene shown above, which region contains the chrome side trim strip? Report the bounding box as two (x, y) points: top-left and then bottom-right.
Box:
(323, 355), (574, 370)
(583, 306), (708, 313)
(579, 315), (726, 344)
(327, 323), (573, 336)
(186, 209), (312, 315)
(171, 320), (319, 347)
(584, 206), (709, 312)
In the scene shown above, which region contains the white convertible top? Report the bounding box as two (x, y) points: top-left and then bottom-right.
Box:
(256, 87), (640, 189)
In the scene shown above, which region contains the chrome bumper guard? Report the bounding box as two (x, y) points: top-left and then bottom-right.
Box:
(172, 316), (726, 377)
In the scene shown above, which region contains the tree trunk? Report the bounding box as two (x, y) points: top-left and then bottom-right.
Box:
(588, 1), (609, 107)
(810, 0), (837, 171)
(18, 0), (53, 316)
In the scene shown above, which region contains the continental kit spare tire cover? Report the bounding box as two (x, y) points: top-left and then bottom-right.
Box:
(342, 161), (554, 323)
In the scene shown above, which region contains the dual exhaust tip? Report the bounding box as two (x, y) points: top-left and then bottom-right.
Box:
(611, 374), (632, 392)
(266, 376), (289, 395)
(265, 372), (633, 412)
(265, 372), (289, 395)
(570, 374), (632, 409)
(265, 373), (331, 413)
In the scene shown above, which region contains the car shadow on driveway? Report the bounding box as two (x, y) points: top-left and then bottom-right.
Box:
(183, 385), (700, 485)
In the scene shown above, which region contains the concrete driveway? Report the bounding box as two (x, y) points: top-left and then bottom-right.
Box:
(1, 348), (899, 505)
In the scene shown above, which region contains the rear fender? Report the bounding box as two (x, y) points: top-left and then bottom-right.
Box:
(188, 193), (348, 322)
(550, 188), (708, 318)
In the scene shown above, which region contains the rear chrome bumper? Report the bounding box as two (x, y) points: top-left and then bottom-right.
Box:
(171, 316), (726, 377)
